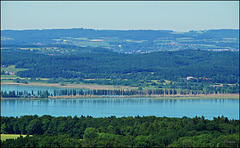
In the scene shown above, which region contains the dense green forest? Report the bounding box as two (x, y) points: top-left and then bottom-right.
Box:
(1, 48), (239, 86)
(1, 115), (239, 147)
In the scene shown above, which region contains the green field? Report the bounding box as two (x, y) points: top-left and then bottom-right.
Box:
(1, 65), (28, 73)
(1, 134), (32, 141)
(1, 65), (28, 80)
(1, 75), (19, 79)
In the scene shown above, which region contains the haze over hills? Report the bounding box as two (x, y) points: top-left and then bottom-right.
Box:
(1, 28), (239, 54)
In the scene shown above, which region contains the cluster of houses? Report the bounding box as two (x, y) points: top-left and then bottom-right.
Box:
(1, 70), (16, 75)
(4, 71), (16, 75)
(182, 76), (212, 82)
(1, 65), (16, 75)
(181, 76), (235, 88)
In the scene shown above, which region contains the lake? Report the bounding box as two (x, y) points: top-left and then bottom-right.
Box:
(1, 84), (239, 119)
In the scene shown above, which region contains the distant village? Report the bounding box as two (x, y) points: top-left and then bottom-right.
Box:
(182, 76), (212, 82)
(1, 65), (16, 75)
(182, 76), (236, 88)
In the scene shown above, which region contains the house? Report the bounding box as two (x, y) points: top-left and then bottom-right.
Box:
(211, 84), (223, 87)
(5, 71), (15, 75)
(186, 76), (194, 80)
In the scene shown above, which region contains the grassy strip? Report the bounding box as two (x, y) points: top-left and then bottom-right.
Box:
(1, 94), (238, 100)
(151, 95), (239, 99)
(1, 75), (19, 79)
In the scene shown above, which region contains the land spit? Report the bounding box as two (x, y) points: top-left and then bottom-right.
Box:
(1, 82), (239, 100)
(1, 82), (137, 90)
(1, 94), (239, 100)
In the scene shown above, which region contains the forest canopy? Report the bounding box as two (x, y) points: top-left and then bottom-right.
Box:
(1, 115), (239, 147)
(1, 49), (239, 84)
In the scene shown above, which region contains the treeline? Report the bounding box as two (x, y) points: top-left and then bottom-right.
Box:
(1, 49), (239, 84)
(1, 115), (239, 147)
(1, 86), (239, 98)
(1, 90), (50, 98)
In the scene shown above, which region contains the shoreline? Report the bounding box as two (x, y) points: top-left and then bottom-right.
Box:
(1, 94), (239, 100)
(1, 82), (239, 100)
(1, 82), (137, 90)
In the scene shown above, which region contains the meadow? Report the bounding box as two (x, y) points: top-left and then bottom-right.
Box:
(1, 134), (32, 141)
(1, 65), (28, 73)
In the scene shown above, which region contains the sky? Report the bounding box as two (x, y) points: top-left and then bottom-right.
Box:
(1, 1), (239, 32)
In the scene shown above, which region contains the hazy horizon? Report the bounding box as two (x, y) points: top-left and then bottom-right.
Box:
(1, 27), (239, 32)
(1, 1), (239, 32)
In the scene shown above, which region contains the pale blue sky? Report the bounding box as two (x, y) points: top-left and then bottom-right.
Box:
(1, 1), (239, 32)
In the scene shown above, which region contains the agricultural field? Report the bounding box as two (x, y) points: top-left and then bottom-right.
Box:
(1, 65), (28, 81)
(53, 37), (111, 48)
(1, 65), (28, 73)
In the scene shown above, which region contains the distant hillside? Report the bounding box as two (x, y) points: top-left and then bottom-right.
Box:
(0, 44), (113, 54)
(1, 28), (173, 40)
(1, 49), (239, 84)
(196, 29), (239, 39)
(1, 28), (239, 53)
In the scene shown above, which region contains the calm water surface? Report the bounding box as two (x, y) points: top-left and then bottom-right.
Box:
(1, 98), (239, 119)
(1, 85), (239, 119)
